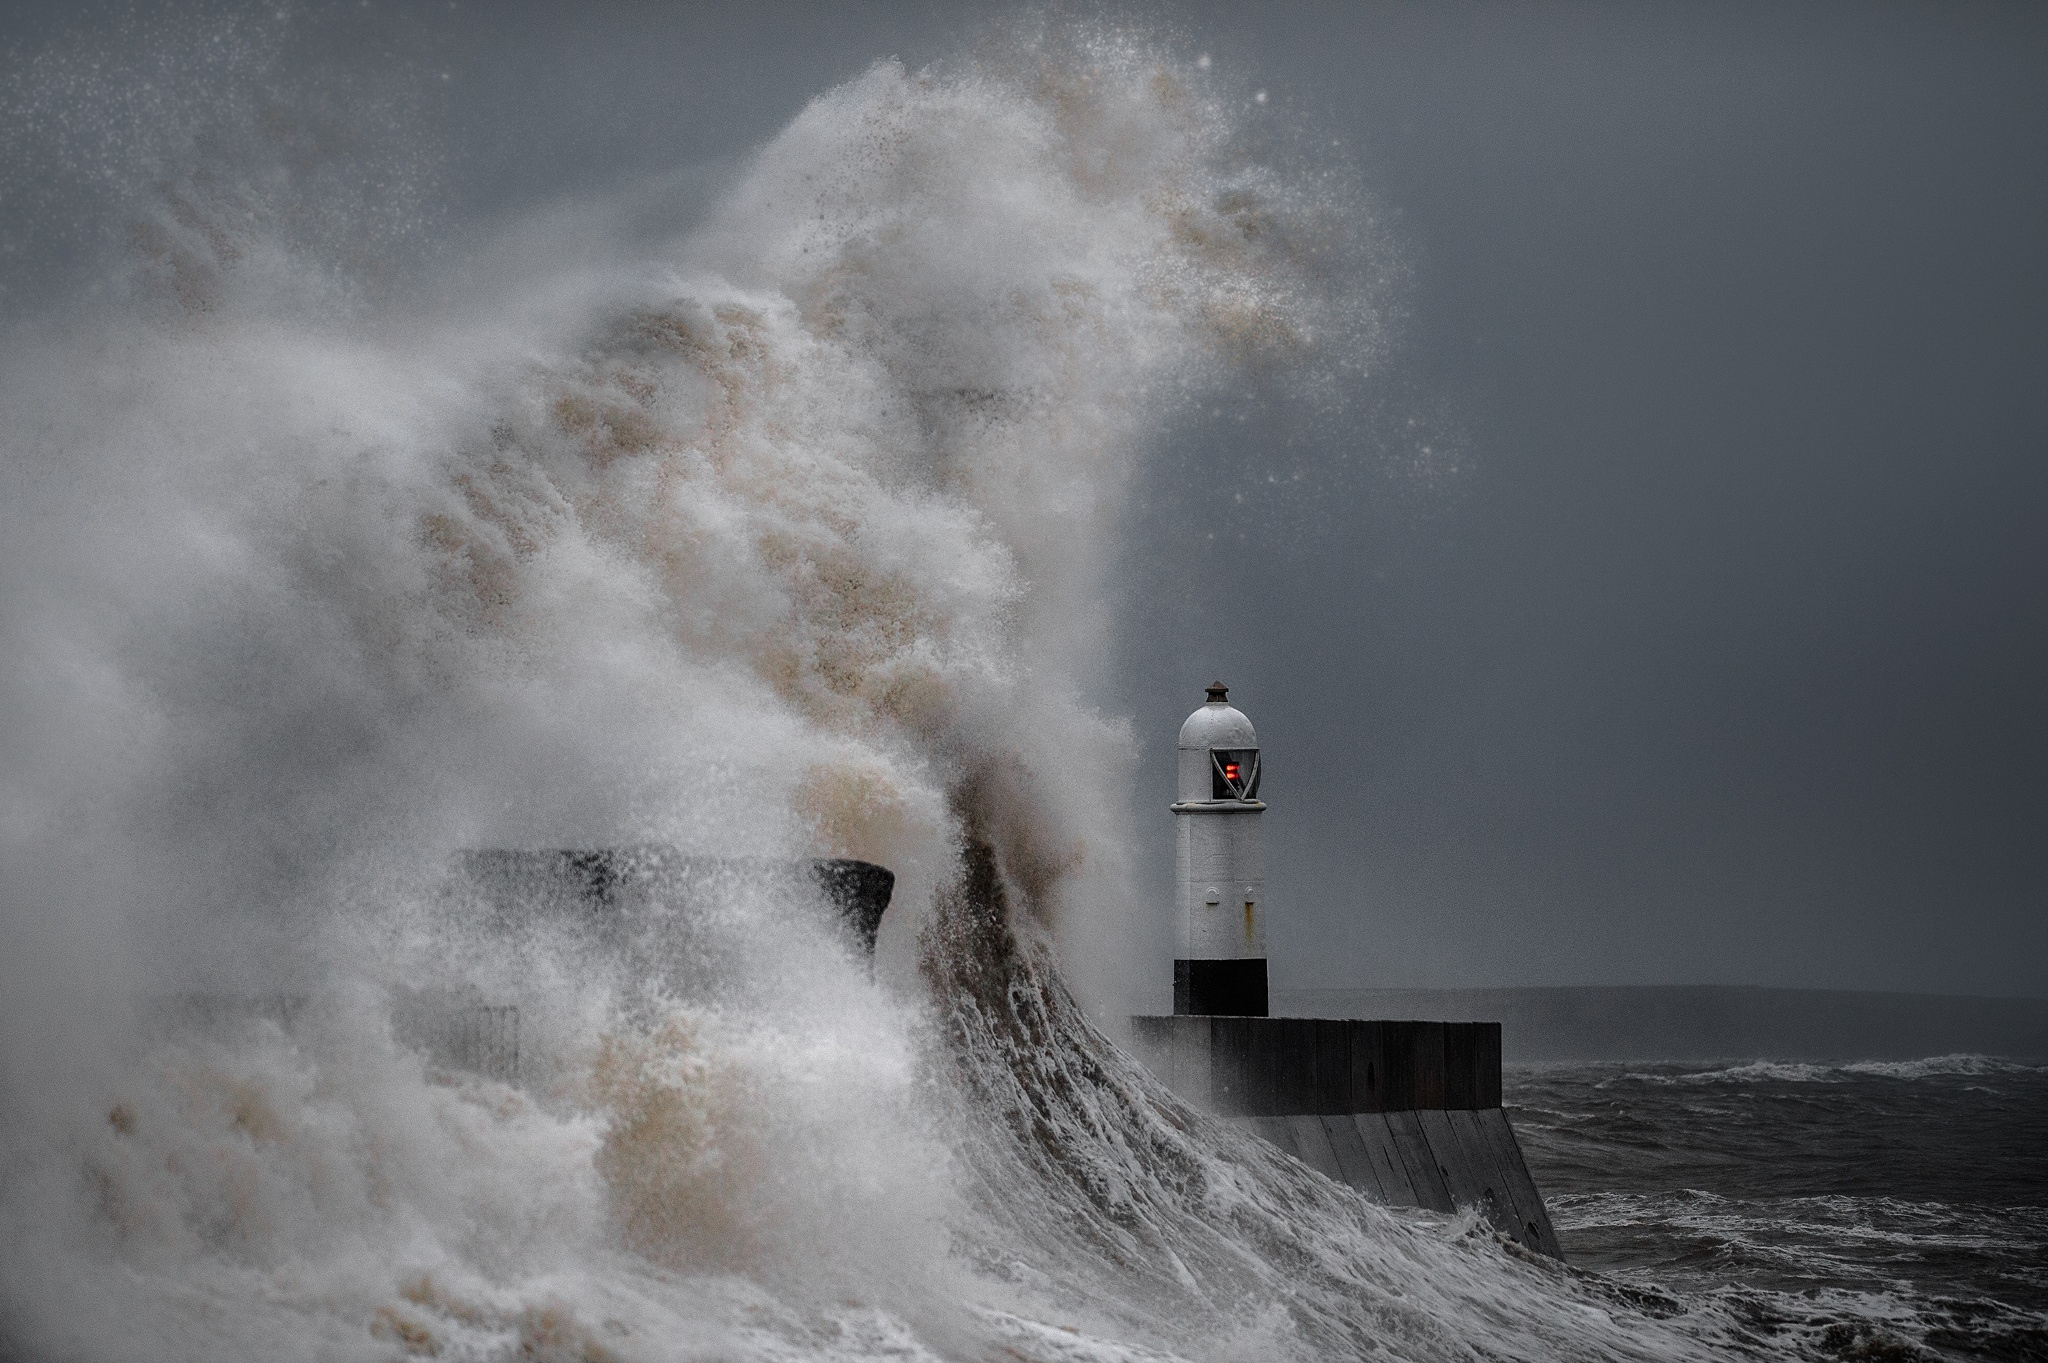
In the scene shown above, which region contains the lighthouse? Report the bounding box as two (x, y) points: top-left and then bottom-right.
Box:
(1172, 682), (1268, 1015)
(1133, 681), (1562, 1256)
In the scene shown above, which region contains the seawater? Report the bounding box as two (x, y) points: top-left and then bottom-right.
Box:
(1516, 1057), (2048, 1361)
(0, 17), (2026, 1363)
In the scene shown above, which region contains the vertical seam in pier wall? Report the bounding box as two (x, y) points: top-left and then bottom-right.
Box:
(1321, 1115), (1387, 1200)
(1353, 1113), (1418, 1206)
(1384, 1110), (1456, 1212)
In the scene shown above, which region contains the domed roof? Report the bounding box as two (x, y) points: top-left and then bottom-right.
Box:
(1178, 682), (1256, 749)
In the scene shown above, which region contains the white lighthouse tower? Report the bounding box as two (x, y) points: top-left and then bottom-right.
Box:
(1172, 682), (1267, 1015)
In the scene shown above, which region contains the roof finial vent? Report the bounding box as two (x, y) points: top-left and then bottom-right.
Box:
(1205, 681), (1229, 703)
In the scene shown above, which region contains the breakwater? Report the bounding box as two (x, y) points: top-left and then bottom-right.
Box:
(1132, 1015), (1561, 1256)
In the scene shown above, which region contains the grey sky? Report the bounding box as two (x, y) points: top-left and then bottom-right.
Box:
(7, 1), (2042, 998)
(1116, 1), (2048, 998)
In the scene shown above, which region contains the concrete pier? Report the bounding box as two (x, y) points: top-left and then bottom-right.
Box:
(1131, 1014), (1561, 1257)
(382, 850), (898, 1085)
(457, 848), (895, 953)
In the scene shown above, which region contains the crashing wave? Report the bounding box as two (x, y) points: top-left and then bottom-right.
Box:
(1, 20), (1787, 1362)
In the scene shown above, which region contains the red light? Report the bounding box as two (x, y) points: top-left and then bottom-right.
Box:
(1224, 763), (1240, 780)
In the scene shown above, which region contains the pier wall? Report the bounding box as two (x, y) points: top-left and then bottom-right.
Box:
(1130, 1015), (1560, 1257)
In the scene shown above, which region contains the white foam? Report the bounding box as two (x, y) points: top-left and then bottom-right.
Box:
(1839, 1053), (2042, 1080)
(1617, 1054), (2043, 1086)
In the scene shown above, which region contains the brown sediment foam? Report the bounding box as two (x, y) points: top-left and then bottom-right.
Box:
(371, 1305), (441, 1357)
(220, 1075), (290, 1145)
(793, 763), (914, 868)
(553, 392), (665, 470)
(515, 1304), (623, 1363)
(586, 1017), (766, 1272)
(399, 1275), (491, 1328)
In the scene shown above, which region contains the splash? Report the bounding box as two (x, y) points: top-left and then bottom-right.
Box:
(2, 21), (1771, 1363)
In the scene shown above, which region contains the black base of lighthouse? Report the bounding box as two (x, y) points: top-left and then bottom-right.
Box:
(1174, 958), (1269, 1016)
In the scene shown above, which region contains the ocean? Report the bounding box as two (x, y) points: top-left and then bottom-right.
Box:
(1514, 1057), (2048, 1361)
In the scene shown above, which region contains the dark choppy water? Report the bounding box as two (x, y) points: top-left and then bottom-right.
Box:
(1511, 1055), (2048, 1361)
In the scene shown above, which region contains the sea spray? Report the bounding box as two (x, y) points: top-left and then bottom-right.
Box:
(2, 21), (1775, 1362)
